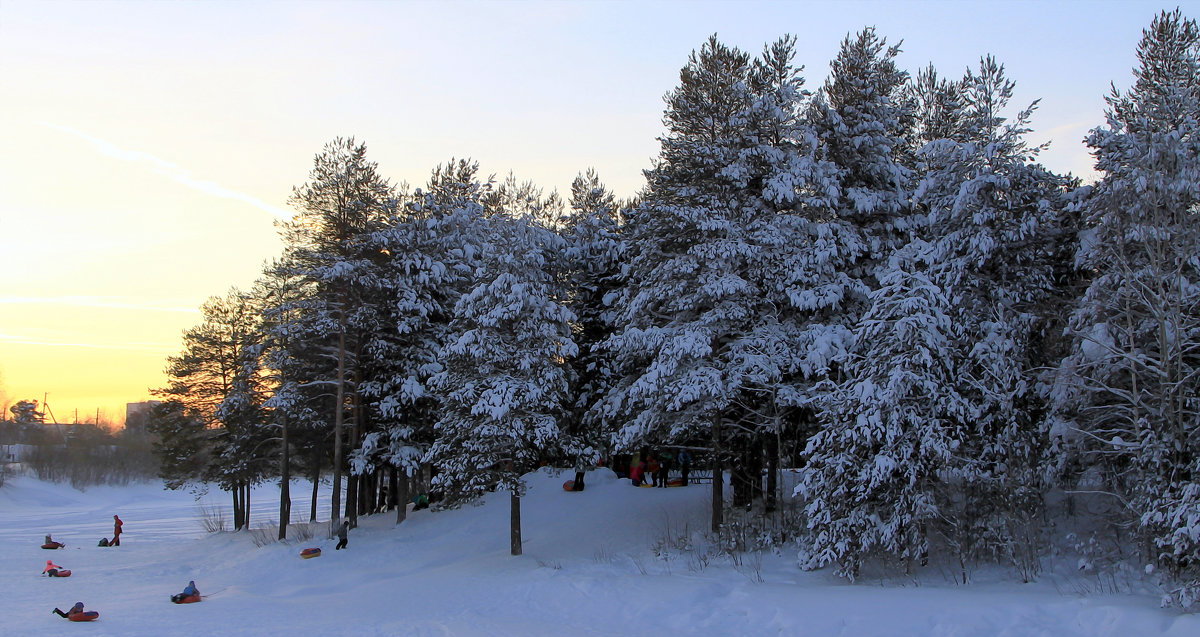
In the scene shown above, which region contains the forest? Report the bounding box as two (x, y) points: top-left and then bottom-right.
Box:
(146, 10), (1200, 608)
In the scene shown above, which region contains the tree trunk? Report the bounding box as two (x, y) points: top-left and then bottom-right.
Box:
(332, 326), (346, 524)
(345, 474), (358, 524)
(724, 443), (744, 508)
(278, 415), (291, 540)
(376, 469), (386, 512)
(312, 467), (321, 523)
(346, 373), (362, 526)
(750, 437), (764, 503)
(396, 471), (409, 525)
(766, 433), (778, 513)
(232, 485), (243, 530)
(243, 482), (251, 529)
(711, 411), (723, 533)
(510, 491), (522, 556)
(388, 466), (398, 512)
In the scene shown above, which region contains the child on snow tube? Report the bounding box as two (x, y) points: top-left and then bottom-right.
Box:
(43, 559), (70, 577)
(53, 602), (98, 621)
(42, 534), (64, 549)
(171, 580), (201, 603)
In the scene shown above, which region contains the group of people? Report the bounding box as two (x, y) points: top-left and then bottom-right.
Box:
(44, 513), (162, 623)
(43, 510), (363, 622)
(51, 579), (197, 623)
(628, 449), (693, 488)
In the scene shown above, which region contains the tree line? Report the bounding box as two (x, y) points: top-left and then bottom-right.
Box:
(2, 400), (158, 488)
(147, 10), (1200, 606)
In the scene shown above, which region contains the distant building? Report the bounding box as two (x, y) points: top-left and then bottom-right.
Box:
(125, 401), (161, 433)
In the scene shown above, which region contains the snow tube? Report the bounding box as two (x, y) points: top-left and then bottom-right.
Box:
(300, 547), (321, 559)
(42, 542), (65, 549)
(69, 611), (99, 622)
(46, 569), (71, 577)
(171, 594), (201, 604)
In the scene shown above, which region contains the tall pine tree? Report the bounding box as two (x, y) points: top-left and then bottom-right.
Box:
(1049, 10), (1200, 607)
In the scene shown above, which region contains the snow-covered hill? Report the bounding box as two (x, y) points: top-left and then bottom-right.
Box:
(0, 469), (1195, 636)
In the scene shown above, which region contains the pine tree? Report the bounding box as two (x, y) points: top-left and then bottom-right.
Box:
(1049, 10), (1200, 607)
(282, 137), (396, 523)
(563, 170), (624, 479)
(362, 159), (492, 524)
(916, 57), (1073, 576)
(809, 27), (913, 288)
(428, 206), (577, 555)
(800, 256), (965, 578)
(153, 289), (270, 529)
(256, 261), (334, 535)
(803, 48), (1074, 578)
(603, 35), (846, 530)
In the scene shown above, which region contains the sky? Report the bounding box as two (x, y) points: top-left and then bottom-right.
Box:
(0, 0), (1194, 426)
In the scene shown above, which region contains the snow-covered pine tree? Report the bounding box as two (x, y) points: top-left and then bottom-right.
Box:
(427, 198), (578, 556)
(563, 170), (624, 482)
(904, 65), (966, 161)
(360, 159), (493, 524)
(281, 137), (396, 523)
(1049, 10), (1200, 607)
(914, 57), (1073, 577)
(798, 27), (923, 569)
(799, 252), (966, 579)
(603, 35), (845, 530)
(803, 50), (1073, 580)
(809, 27), (913, 290)
(601, 36), (755, 532)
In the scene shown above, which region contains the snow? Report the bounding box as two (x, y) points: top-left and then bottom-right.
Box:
(2, 470), (1197, 636)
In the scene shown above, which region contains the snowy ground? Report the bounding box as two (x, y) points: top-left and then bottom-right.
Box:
(1, 468), (1196, 636)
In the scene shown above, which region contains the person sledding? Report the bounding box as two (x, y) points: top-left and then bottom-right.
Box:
(52, 602), (99, 621)
(43, 559), (71, 577)
(171, 580), (201, 603)
(42, 534), (65, 549)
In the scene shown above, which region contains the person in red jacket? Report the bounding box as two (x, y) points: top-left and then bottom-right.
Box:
(111, 515), (123, 546)
(630, 460), (646, 487)
(43, 560), (64, 576)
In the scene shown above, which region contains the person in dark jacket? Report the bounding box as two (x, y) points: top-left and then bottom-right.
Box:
(656, 451), (672, 488)
(678, 450), (693, 486)
(335, 520), (349, 550)
(53, 602), (98, 621)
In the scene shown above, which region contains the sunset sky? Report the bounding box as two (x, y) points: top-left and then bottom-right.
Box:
(0, 0), (1188, 426)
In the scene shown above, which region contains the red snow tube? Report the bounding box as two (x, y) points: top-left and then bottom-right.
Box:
(42, 542), (65, 549)
(47, 569), (72, 577)
(300, 547), (321, 559)
(172, 594), (201, 604)
(69, 611), (99, 622)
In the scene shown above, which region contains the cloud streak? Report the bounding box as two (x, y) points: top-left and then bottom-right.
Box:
(0, 295), (201, 314)
(41, 122), (294, 221)
(0, 331), (179, 353)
